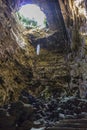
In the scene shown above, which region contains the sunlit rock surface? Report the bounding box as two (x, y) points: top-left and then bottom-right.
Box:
(0, 0), (35, 104)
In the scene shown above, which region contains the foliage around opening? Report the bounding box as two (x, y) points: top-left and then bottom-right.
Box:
(16, 12), (47, 29)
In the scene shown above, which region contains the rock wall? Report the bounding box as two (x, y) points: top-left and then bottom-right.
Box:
(0, 0), (35, 105)
(59, 0), (87, 98)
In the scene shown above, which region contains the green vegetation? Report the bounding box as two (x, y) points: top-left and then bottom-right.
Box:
(16, 12), (47, 29)
(44, 18), (48, 28)
(16, 12), (38, 29)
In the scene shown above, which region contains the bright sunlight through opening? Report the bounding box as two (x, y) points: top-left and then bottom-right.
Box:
(18, 4), (47, 29)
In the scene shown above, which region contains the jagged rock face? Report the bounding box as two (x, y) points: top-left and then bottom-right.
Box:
(0, 0), (35, 105)
(0, 0), (18, 59)
(58, 0), (87, 99)
(59, 0), (87, 39)
(59, 0), (86, 25)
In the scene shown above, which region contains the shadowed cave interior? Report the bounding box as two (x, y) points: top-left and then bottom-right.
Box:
(0, 0), (87, 130)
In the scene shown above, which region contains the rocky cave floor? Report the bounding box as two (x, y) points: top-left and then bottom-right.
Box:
(1, 92), (87, 130)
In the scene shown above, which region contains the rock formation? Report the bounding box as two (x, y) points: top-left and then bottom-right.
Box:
(0, 0), (35, 104)
(0, 0), (87, 129)
(0, 0), (87, 102)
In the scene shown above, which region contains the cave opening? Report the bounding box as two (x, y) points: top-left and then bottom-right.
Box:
(16, 4), (47, 30)
(14, 0), (69, 52)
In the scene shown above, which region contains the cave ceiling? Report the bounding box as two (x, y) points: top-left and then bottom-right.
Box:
(5, 0), (87, 50)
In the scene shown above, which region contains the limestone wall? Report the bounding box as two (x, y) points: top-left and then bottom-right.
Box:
(0, 0), (35, 105)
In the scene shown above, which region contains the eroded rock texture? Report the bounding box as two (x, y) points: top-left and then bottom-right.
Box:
(0, 0), (70, 105)
(0, 0), (35, 104)
(0, 0), (87, 130)
(0, 0), (87, 105)
(59, 0), (87, 98)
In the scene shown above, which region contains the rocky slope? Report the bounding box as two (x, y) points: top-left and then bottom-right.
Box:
(27, 49), (69, 98)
